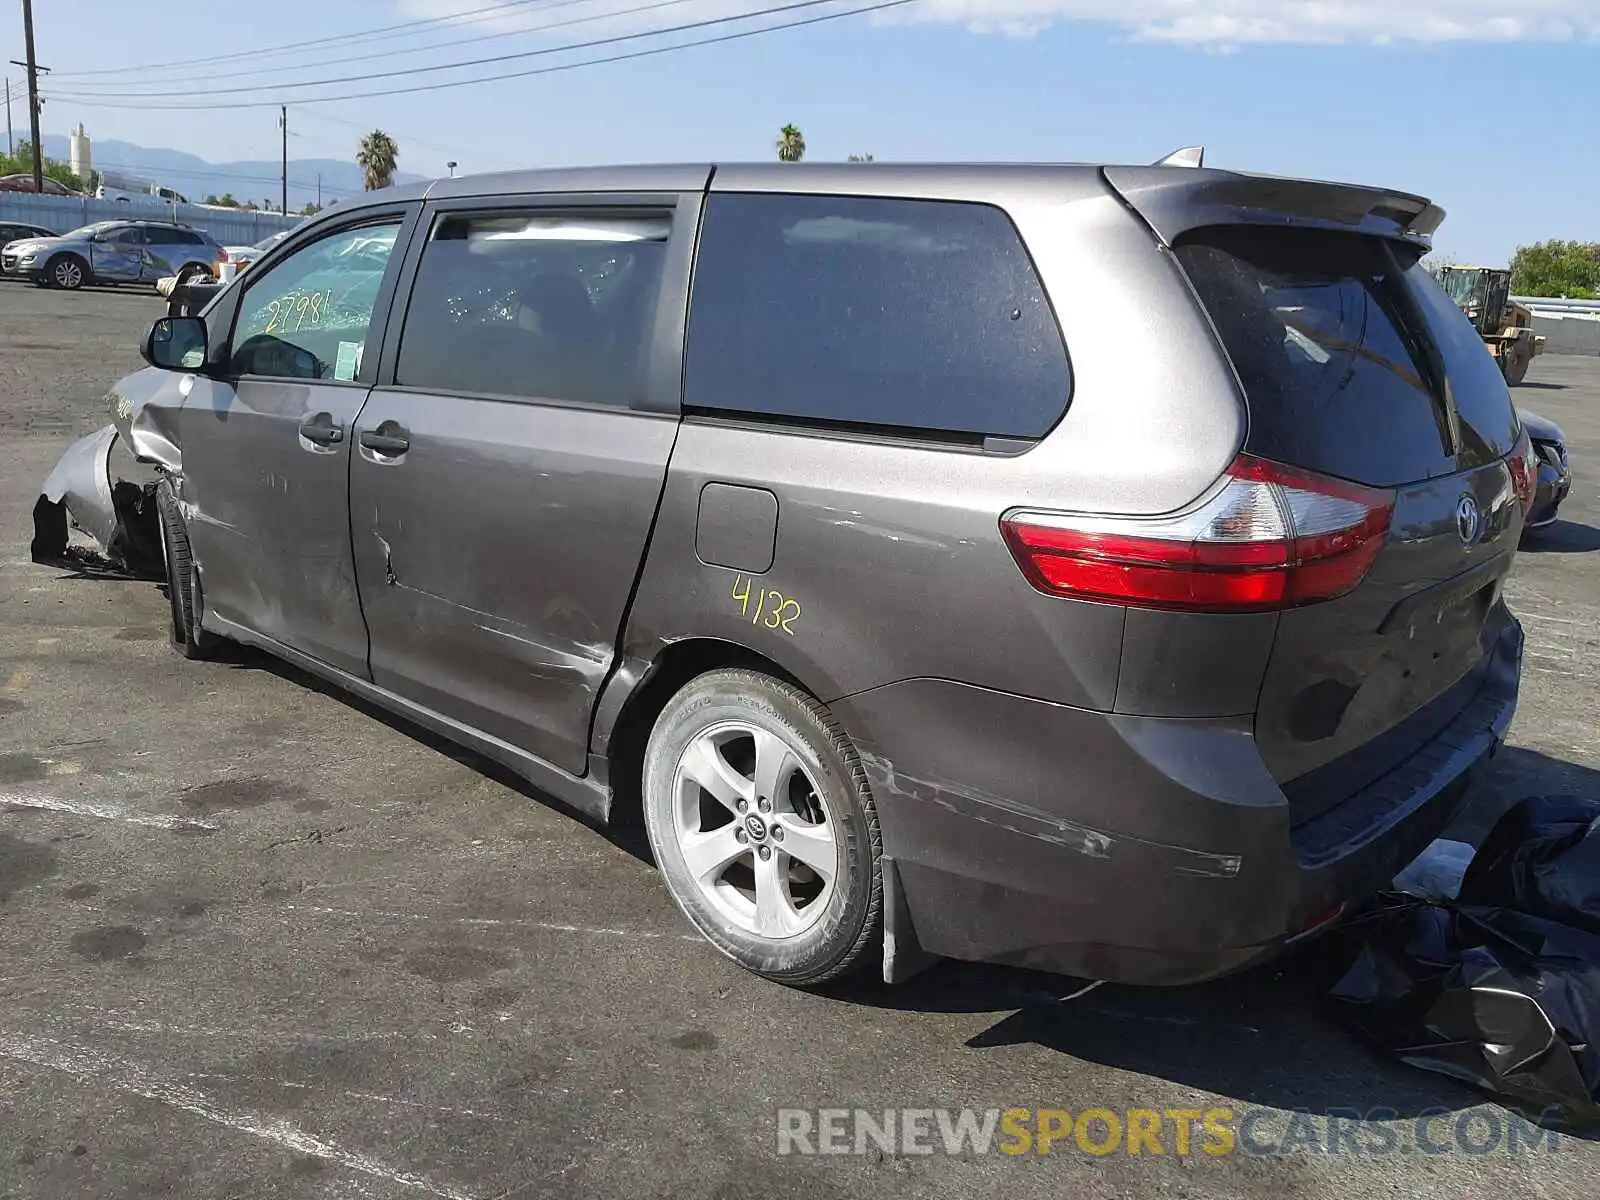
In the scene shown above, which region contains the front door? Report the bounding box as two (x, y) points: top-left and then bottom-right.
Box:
(349, 199), (693, 775)
(91, 227), (146, 281)
(178, 214), (412, 676)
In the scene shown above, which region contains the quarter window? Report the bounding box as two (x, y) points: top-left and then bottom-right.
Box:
(230, 222), (401, 381)
(395, 210), (671, 408)
(683, 193), (1072, 440)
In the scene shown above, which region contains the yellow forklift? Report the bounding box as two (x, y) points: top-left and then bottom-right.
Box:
(1438, 265), (1546, 385)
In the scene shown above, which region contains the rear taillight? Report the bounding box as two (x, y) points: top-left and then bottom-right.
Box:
(215, 249), (231, 264)
(1507, 428), (1537, 516)
(1002, 455), (1395, 613)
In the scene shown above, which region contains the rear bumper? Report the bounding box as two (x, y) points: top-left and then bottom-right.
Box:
(836, 615), (1522, 986)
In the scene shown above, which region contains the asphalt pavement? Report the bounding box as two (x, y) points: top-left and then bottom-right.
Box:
(2, 283), (1599, 1199)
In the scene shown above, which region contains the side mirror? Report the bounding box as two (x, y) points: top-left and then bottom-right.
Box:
(143, 316), (209, 373)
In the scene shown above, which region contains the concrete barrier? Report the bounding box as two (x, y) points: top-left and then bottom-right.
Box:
(0, 191), (300, 245)
(1532, 314), (1600, 357)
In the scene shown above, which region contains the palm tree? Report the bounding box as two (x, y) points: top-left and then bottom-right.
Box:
(357, 130), (400, 191)
(776, 124), (806, 163)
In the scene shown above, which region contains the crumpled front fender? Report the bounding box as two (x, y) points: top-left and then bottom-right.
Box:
(128, 390), (183, 474)
(35, 425), (120, 551)
(32, 424), (165, 577)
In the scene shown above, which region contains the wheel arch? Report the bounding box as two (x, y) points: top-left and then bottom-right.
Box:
(594, 636), (814, 832)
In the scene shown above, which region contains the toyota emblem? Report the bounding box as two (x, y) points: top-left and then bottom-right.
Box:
(1456, 493), (1481, 546)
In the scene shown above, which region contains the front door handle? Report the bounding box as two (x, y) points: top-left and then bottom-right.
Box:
(359, 428), (410, 456)
(298, 413), (344, 446)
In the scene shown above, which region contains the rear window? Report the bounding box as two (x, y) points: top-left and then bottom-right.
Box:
(1176, 226), (1517, 487)
(684, 193), (1070, 441)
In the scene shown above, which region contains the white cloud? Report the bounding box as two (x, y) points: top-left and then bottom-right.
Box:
(402, 0), (1600, 45)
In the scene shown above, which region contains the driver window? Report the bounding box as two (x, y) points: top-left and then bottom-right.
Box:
(230, 221), (402, 381)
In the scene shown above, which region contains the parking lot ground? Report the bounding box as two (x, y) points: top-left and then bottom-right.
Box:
(2, 285), (1599, 1199)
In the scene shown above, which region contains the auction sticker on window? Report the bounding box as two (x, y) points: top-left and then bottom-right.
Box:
(334, 341), (362, 381)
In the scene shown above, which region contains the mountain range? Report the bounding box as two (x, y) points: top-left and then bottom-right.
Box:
(39, 134), (428, 209)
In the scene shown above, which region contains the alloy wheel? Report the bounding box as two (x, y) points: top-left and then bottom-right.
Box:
(671, 720), (839, 940)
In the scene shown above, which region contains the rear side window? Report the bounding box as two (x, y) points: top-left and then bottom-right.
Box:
(1177, 226), (1519, 487)
(684, 193), (1070, 440)
(395, 210), (671, 409)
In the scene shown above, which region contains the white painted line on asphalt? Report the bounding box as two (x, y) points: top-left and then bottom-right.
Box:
(0, 1031), (477, 1200)
(0, 790), (219, 832)
(284, 902), (700, 942)
(188, 1073), (510, 1121)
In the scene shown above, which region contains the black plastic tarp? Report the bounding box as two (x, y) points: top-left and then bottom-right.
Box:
(1322, 795), (1600, 1127)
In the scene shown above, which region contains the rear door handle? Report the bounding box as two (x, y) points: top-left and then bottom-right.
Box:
(359, 428), (410, 456)
(298, 413), (344, 446)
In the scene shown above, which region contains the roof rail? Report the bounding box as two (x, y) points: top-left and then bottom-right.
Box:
(1153, 145), (1205, 168)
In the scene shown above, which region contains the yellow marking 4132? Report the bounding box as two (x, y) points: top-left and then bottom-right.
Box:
(731, 575), (800, 635)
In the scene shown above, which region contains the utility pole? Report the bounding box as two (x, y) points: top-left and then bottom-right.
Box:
(5, 76), (13, 156)
(16, 0), (47, 193)
(279, 104), (287, 215)
(316, 173), (321, 210)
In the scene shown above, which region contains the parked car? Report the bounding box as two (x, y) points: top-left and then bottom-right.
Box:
(0, 173), (81, 195)
(36, 160), (1536, 990)
(1518, 409), (1572, 533)
(1, 220), (222, 290)
(213, 228), (293, 279)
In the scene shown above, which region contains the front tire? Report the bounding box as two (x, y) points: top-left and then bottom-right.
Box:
(48, 253), (88, 290)
(642, 668), (882, 986)
(155, 480), (221, 661)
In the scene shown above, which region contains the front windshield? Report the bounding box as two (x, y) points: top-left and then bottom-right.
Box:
(1440, 268), (1480, 308)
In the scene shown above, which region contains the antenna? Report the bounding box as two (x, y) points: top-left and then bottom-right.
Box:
(1154, 145), (1205, 168)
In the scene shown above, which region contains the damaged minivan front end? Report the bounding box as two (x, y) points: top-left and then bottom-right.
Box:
(31, 368), (186, 578)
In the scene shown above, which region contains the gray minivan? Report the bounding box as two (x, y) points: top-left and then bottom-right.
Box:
(118, 160), (1532, 988)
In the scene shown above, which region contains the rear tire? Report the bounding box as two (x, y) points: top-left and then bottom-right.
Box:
(176, 263), (209, 286)
(47, 253), (88, 290)
(155, 479), (221, 661)
(642, 668), (882, 987)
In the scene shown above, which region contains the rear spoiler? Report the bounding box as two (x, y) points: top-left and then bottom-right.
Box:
(1104, 165), (1445, 250)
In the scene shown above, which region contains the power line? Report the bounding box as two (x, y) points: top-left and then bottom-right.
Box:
(44, 0), (859, 99)
(58, 0), (698, 93)
(46, 0), (563, 80)
(293, 107), (517, 170)
(41, 0), (910, 107)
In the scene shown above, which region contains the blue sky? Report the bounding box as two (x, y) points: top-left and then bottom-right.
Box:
(4, 0), (1596, 262)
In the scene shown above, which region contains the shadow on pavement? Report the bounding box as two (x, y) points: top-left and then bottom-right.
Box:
(208, 619), (1600, 1121)
(1521, 520), (1600, 554)
(219, 643), (658, 865)
(1516, 381), (1567, 391)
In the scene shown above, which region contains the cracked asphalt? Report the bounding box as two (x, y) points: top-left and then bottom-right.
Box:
(2, 283), (1599, 1199)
